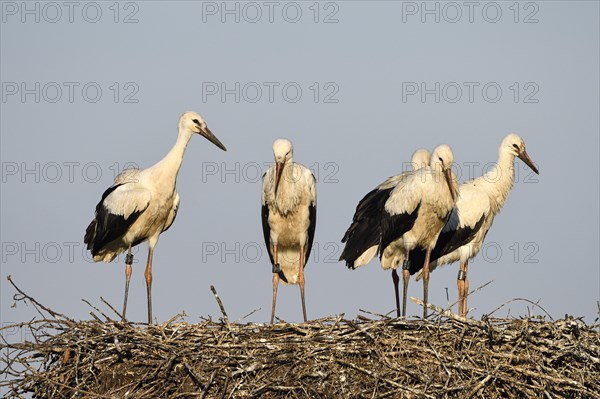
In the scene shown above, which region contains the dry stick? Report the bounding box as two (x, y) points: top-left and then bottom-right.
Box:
(234, 308), (261, 323)
(487, 298), (554, 321)
(410, 297), (485, 328)
(20, 363), (115, 399)
(6, 275), (73, 322)
(427, 341), (451, 377)
(161, 312), (187, 327)
(210, 285), (230, 329)
(335, 358), (436, 399)
(511, 367), (600, 399)
(359, 308), (392, 320)
(200, 370), (218, 399)
(467, 333), (525, 398)
(100, 296), (124, 320)
(184, 361), (205, 390)
(410, 280), (495, 319)
(511, 298), (554, 321)
(219, 374), (230, 399)
(81, 299), (113, 322)
(596, 301), (600, 333)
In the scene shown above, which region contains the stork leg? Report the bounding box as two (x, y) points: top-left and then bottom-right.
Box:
(463, 260), (469, 317)
(422, 248), (431, 319)
(122, 245), (133, 321)
(271, 244), (279, 324)
(298, 245), (307, 323)
(392, 269), (400, 318)
(457, 259), (469, 317)
(401, 259), (410, 318)
(457, 267), (464, 316)
(144, 246), (154, 324)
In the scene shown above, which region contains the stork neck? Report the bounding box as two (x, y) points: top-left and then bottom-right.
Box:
(481, 149), (516, 213)
(156, 129), (194, 181)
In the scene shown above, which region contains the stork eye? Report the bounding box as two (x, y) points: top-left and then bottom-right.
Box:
(438, 156), (443, 164)
(512, 144), (520, 150)
(192, 118), (200, 125)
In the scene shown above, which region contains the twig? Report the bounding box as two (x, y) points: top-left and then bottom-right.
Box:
(100, 296), (124, 320)
(487, 298), (554, 321)
(410, 297), (485, 328)
(335, 359), (436, 399)
(6, 275), (74, 322)
(210, 285), (230, 329)
(200, 370), (217, 399)
(81, 299), (113, 322)
(359, 308), (391, 320)
(234, 308), (261, 323)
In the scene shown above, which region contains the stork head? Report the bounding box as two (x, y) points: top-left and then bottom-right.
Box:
(272, 138), (293, 195)
(431, 144), (458, 201)
(502, 133), (539, 174)
(410, 148), (431, 171)
(179, 111), (227, 151)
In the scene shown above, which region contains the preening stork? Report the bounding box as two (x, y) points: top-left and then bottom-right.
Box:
(410, 149), (432, 171)
(379, 144), (458, 318)
(261, 138), (316, 323)
(409, 133), (539, 316)
(84, 112), (227, 323)
(339, 148), (431, 270)
(340, 147), (458, 318)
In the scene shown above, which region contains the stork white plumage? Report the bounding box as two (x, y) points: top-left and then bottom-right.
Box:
(261, 138), (316, 323)
(340, 147), (457, 318)
(410, 149), (432, 171)
(84, 112), (227, 324)
(339, 149), (431, 271)
(409, 133), (539, 316)
(378, 144), (458, 318)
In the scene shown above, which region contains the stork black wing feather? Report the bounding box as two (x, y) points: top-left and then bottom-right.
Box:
(378, 202), (421, 259)
(261, 204), (275, 266)
(85, 184), (145, 256)
(339, 187), (394, 268)
(408, 214), (486, 275)
(304, 203), (317, 266)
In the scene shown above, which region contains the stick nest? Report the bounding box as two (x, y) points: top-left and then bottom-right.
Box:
(1, 280), (599, 398)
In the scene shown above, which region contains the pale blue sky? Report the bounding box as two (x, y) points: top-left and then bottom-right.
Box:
(1, 1), (598, 340)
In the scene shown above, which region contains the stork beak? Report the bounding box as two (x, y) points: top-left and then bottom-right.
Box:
(517, 150), (539, 175)
(274, 162), (284, 196)
(199, 125), (227, 151)
(444, 168), (456, 201)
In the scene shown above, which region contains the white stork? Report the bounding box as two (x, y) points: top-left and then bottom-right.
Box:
(340, 147), (458, 318)
(409, 133), (539, 316)
(261, 138), (316, 323)
(379, 144), (458, 318)
(84, 111), (226, 323)
(339, 148), (431, 270)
